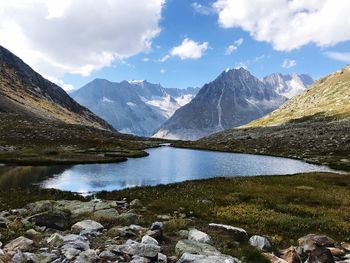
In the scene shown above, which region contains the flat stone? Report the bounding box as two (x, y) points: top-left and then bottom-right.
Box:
(113, 239), (160, 258)
(4, 236), (34, 253)
(208, 223), (248, 238)
(71, 220), (103, 235)
(175, 240), (221, 257)
(176, 252), (239, 263)
(26, 211), (70, 230)
(188, 229), (212, 244)
(249, 235), (272, 252)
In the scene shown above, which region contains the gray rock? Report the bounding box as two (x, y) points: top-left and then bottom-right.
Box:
(0, 249), (4, 256)
(26, 211), (70, 230)
(158, 253), (167, 263)
(62, 234), (90, 251)
(75, 249), (99, 263)
(208, 223), (248, 238)
(130, 255), (151, 263)
(116, 212), (139, 225)
(113, 239), (161, 258)
(249, 235), (272, 252)
(12, 250), (26, 263)
(141, 235), (159, 246)
(25, 228), (40, 238)
(298, 234), (335, 253)
(151, 221), (163, 230)
(99, 250), (118, 261)
(188, 229), (212, 244)
(177, 252), (239, 263)
(63, 247), (81, 260)
(47, 233), (64, 247)
(175, 240), (221, 256)
(93, 208), (118, 220)
(4, 236), (34, 253)
(178, 230), (189, 239)
(130, 199), (143, 209)
(71, 220), (103, 235)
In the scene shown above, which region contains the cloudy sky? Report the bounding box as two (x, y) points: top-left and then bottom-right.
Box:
(1, 0), (350, 91)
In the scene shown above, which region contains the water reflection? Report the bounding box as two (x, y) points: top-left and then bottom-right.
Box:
(0, 147), (337, 194)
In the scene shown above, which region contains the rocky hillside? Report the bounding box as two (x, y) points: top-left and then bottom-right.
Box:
(71, 80), (199, 137)
(0, 45), (113, 131)
(262, 73), (313, 98)
(154, 68), (287, 140)
(247, 66), (350, 127)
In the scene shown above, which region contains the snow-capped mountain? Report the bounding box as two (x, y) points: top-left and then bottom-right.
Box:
(262, 73), (314, 99)
(153, 68), (287, 140)
(70, 80), (199, 136)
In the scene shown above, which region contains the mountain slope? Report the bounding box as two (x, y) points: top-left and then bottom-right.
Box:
(247, 66), (350, 127)
(262, 73), (314, 98)
(154, 68), (287, 140)
(71, 80), (199, 136)
(0, 45), (113, 131)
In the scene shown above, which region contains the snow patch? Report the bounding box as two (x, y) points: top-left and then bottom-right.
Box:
(128, 80), (145, 84)
(102, 97), (114, 103)
(126, 102), (136, 107)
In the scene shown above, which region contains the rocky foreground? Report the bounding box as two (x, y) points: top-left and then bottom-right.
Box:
(0, 198), (349, 263)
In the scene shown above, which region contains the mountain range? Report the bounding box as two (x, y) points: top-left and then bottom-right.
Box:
(71, 80), (199, 136)
(154, 68), (313, 140)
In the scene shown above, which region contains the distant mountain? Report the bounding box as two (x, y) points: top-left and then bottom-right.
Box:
(0, 45), (113, 131)
(262, 73), (314, 98)
(153, 68), (287, 140)
(246, 65), (350, 127)
(71, 80), (199, 136)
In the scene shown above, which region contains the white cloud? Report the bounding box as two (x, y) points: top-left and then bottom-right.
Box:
(161, 38), (209, 61)
(324, 51), (350, 63)
(282, 59), (297, 68)
(0, 0), (164, 82)
(225, 38), (243, 55)
(160, 69), (165, 74)
(235, 54), (266, 69)
(192, 2), (214, 15)
(213, 0), (350, 51)
(143, 58), (150, 62)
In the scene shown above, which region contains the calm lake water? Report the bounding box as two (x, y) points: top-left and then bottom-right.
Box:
(0, 146), (338, 194)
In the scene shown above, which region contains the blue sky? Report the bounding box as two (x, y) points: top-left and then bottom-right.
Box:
(1, 0), (349, 90)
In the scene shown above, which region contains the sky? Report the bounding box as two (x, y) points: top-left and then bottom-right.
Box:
(0, 0), (350, 91)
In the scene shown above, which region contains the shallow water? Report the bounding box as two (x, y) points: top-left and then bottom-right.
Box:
(0, 146), (337, 193)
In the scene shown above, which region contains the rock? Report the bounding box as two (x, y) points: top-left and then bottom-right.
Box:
(62, 234), (90, 251)
(12, 250), (26, 263)
(10, 208), (28, 216)
(27, 211), (70, 230)
(208, 223), (248, 239)
(75, 249), (99, 263)
(71, 220), (103, 235)
(281, 246), (302, 263)
(99, 250), (118, 261)
(113, 239), (161, 258)
(63, 247), (81, 260)
(130, 255), (151, 263)
(176, 252), (239, 263)
(305, 247), (335, 263)
(130, 199), (143, 209)
(298, 234), (335, 252)
(342, 242), (350, 251)
(47, 233), (64, 247)
(263, 253), (288, 263)
(4, 236), (34, 253)
(327, 247), (345, 257)
(25, 229), (40, 238)
(0, 217), (9, 229)
(157, 215), (172, 221)
(93, 208), (118, 221)
(175, 240), (221, 256)
(249, 235), (272, 252)
(158, 253), (167, 263)
(0, 249), (3, 256)
(146, 229), (163, 241)
(108, 226), (137, 238)
(151, 221), (163, 230)
(178, 230), (189, 238)
(32, 252), (58, 262)
(188, 229), (212, 244)
(116, 212), (139, 225)
(141, 235), (159, 246)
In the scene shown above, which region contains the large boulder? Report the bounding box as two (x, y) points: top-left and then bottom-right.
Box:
(298, 234), (335, 253)
(26, 211), (70, 230)
(249, 235), (272, 252)
(188, 229), (212, 244)
(113, 239), (161, 258)
(175, 240), (221, 257)
(177, 252), (240, 263)
(93, 208), (118, 221)
(4, 236), (34, 254)
(305, 247), (335, 263)
(116, 212), (139, 225)
(71, 220), (103, 235)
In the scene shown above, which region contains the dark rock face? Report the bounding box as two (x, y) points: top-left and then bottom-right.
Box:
(154, 68), (286, 140)
(0, 45), (113, 131)
(27, 211), (70, 231)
